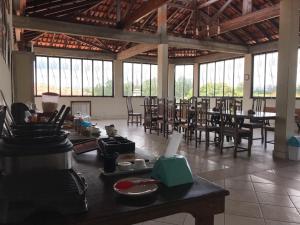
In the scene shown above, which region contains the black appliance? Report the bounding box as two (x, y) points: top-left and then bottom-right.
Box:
(0, 169), (88, 224)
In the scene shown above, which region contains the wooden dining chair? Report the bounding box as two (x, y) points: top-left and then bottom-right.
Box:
(219, 99), (252, 157)
(178, 99), (191, 141)
(126, 96), (142, 126)
(156, 98), (166, 136)
(143, 97), (158, 133)
(195, 99), (220, 148)
(241, 98), (266, 143)
(165, 99), (176, 137)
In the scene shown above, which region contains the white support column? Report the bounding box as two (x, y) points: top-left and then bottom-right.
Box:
(114, 60), (123, 98)
(168, 64), (175, 99)
(274, 0), (300, 159)
(157, 4), (168, 98)
(193, 63), (199, 97)
(243, 54), (253, 110)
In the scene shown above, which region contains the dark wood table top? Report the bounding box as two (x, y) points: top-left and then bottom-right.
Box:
(17, 151), (229, 225)
(207, 110), (277, 120)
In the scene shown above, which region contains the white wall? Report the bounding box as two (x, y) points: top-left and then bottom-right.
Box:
(0, 0), (12, 106)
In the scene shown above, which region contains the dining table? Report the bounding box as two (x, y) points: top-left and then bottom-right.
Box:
(15, 150), (229, 225)
(207, 110), (277, 120)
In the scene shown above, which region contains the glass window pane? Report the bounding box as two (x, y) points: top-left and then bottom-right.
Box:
(184, 65), (193, 99)
(207, 63), (215, 96)
(93, 60), (103, 96)
(72, 59), (82, 96)
(103, 61), (113, 96)
(60, 58), (71, 96)
(253, 54), (266, 97)
(151, 65), (157, 96)
(142, 64), (151, 96)
(123, 63), (132, 96)
(36, 56), (48, 95)
(297, 49), (300, 98)
(234, 58), (244, 97)
(215, 61), (224, 96)
(33, 61), (36, 96)
(133, 63), (142, 96)
(82, 60), (93, 96)
(175, 65), (184, 100)
(224, 60), (234, 96)
(199, 64), (207, 96)
(48, 57), (60, 94)
(265, 52), (277, 97)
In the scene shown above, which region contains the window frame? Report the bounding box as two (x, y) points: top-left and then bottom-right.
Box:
(198, 57), (245, 98)
(174, 64), (195, 100)
(251, 50), (278, 99)
(34, 55), (114, 97)
(122, 61), (157, 97)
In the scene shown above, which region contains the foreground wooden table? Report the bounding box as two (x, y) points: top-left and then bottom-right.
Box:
(18, 151), (229, 225)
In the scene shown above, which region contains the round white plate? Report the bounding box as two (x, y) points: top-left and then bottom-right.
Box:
(113, 177), (158, 196)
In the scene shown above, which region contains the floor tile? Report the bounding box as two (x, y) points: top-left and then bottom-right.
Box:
(253, 183), (288, 195)
(256, 192), (294, 207)
(154, 213), (187, 225)
(226, 188), (258, 203)
(266, 220), (300, 225)
(251, 175), (274, 184)
(225, 199), (262, 218)
(225, 179), (254, 191)
(225, 214), (265, 225)
(261, 204), (300, 223)
(290, 196), (300, 208)
(143, 221), (173, 225)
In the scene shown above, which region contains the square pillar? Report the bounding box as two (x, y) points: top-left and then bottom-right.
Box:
(193, 63), (199, 97)
(157, 4), (168, 98)
(168, 64), (175, 100)
(274, 0), (300, 159)
(243, 54), (253, 110)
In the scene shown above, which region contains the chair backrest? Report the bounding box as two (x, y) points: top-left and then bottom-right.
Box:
(252, 98), (266, 112)
(200, 98), (210, 109)
(220, 99), (239, 134)
(179, 99), (189, 123)
(126, 96), (133, 113)
(166, 99), (175, 123)
(196, 99), (209, 128)
(157, 98), (165, 119)
(188, 96), (197, 109)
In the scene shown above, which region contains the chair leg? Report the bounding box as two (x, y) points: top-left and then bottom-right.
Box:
(127, 115), (129, 126)
(195, 130), (198, 147)
(248, 136), (252, 157)
(220, 135), (224, 154)
(261, 127), (264, 144)
(205, 131), (209, 148)
(233, 137), (238, 158)
(264, 129), (267, 149)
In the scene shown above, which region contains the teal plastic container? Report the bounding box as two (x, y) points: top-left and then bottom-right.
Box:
(151, 155), (193, 187)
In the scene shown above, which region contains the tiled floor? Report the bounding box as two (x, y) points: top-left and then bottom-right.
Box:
(95, 120), (300, 225)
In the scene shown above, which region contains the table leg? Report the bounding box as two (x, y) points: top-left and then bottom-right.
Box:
(194, 215), (214, 225)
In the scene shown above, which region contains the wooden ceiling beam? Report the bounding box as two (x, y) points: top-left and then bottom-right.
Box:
(200, 3), (280, 37)
(199, 0), (219, 9)
(13, 15), (160, 44)
(14, 16), (248, 54)
(117, 44), (157, 60)
(168, 36), (248, 54)
(120, 0), (168, 29)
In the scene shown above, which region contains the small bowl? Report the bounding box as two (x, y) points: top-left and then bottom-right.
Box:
(118, 161), (132, 171)
(133, 159), (147, 169)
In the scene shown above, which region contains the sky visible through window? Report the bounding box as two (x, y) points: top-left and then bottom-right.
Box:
(35, 56), (113, 96)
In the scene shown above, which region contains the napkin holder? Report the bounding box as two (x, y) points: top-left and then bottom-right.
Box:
(151, 155), (193, 187)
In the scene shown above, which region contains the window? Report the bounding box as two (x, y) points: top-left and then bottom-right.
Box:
(199, 57), (244, 97)
(253, 52), (278, 98)
(34, 56), (113, 96)
(123, 62), (157, 96)
(175, 65), (194, 100)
